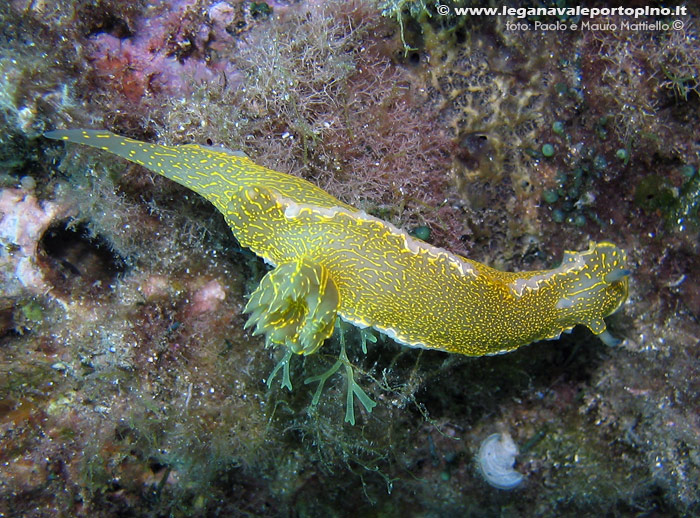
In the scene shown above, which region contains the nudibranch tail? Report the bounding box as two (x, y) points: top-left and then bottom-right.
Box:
(44, 129), (355, 214)
(44, 129), (222, 189)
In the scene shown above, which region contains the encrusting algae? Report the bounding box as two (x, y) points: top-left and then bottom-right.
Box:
(45, 129), (630, 421)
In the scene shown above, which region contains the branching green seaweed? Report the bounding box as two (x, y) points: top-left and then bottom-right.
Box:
(267, 321), (377, 425)
(304, 322), (377, 425)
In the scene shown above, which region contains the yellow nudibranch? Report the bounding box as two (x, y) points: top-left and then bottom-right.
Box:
(45, 130), (629, 357)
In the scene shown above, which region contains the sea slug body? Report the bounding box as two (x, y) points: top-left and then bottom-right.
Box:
(477, 433), (524, 490)
(44, 129), (630, 357)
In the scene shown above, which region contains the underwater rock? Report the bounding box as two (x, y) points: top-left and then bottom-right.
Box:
(0, 188), (71, 297)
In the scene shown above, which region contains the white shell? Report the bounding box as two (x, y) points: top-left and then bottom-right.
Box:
(477, 432), (524, 490)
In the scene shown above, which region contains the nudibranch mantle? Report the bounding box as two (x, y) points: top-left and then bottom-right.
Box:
(45, 129), (629, 357)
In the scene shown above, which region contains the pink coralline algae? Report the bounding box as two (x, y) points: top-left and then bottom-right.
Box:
(188, 279), (227, 317)
(0, 188), (71, 297)
(87, 0), (240, 103)
(139, 274), (171, 300)
(138, 275), (227, 316)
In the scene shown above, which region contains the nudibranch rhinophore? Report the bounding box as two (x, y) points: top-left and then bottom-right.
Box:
(45, 130), (629, 357)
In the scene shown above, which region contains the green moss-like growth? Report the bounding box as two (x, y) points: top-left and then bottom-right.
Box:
(670, 167), (700, 231)
(19, 300), (42, 324)
(633, 170), (700, 231)
(634, 174), (676, 214)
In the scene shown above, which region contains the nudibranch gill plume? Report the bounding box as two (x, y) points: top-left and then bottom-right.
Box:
(45, 130), (629, 359)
